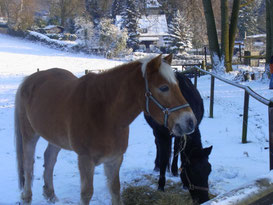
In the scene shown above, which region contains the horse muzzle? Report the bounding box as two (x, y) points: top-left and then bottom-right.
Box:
(172, 112), (197, 136)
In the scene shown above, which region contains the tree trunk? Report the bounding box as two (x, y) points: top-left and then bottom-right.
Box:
(202, 0), (221, 70)
(229, 0), (240, 65)
(221, 0), (231, 72)
(266, 0), (273, 76)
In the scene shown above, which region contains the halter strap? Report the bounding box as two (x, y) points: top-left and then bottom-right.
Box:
(144, 72), (190, 127)
(183, 167), (209, 192)
(179, 136), (209, 192)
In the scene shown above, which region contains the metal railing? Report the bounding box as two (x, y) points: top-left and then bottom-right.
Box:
(185, 66), (273, 170)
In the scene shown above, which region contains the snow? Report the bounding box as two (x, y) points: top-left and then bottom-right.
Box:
(138, 14), (168, 36)
(43, 25), (61, 30)
(204, 171), (273, 204)
(1, 34), (273, 204)
(28, 31), (77, 47)
(246, 34), (266, 39)
(146, 0), (161, 8)
(0, 34), (122, 76)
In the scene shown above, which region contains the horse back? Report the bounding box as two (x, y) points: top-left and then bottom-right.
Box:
(18, 68), (78, 149)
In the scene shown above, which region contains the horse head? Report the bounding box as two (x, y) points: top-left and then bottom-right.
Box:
(141, 54), (197, 136)
(180, 146), (213, 204)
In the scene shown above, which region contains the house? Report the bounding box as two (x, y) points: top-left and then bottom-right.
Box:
(137, 14), (169, 51)
(244, 34), (266, 54)
(115, 0), (170, 51)
(0, 17), (8, 34)
(43, 25), (64, 34)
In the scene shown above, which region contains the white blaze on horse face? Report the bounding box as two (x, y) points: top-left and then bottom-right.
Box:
(172, 112), (197, 136)
(158, 61), (177, 84)
(140, 57), (177, 85)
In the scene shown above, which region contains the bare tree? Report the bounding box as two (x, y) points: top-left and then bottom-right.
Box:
(202, 0), (240, 72)
(48, 0), (85, 28)
(0, 0), (36, 31)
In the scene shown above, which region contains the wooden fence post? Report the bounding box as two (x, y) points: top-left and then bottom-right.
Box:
(204, 46), (207, 65)
(269, 100), (273, 170)
(194, 69), (198, 88)
(37, 68), (39, 72)
(202, 60), (206, 71)
(85, 70), (89, 75)
(209, 76), (215, 118)
(242, 90), (250, 143)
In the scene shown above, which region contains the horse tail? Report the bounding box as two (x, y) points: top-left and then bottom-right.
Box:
(14, 83), (25, 190)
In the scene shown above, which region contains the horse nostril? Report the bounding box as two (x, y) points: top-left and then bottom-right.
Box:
(175, 123), (183, 135)
(188, 118), (194, 131)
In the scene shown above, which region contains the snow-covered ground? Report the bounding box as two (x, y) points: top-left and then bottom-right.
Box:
(0, 34), (273, 204)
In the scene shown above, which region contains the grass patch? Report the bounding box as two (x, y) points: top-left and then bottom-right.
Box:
(122, 174), (193, 205)
(122, 174), (217, 205)
(122, 185), (192, 205)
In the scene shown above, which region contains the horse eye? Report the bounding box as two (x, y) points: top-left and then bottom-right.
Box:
(159, 85), (169, 92)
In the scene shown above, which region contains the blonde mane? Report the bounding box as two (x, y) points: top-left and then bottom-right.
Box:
(139, 57), (177, 84)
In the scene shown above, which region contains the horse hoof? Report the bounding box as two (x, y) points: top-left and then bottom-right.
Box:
(43, 187), (58, 203)
(21, 191), (32, 204)
(172, 170), (178, 176)
(157, 186), (164, 192)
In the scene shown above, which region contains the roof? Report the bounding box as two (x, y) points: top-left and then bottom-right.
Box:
(139, 36), (159, 41)
(138, 14), (168, 36)
(246, 34), (266, 39)
(115, 14), (169, 44)
(146, 0), (161, 8)
(44, 25), (64, 30)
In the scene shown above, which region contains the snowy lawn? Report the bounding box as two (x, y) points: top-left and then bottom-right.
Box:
(0, 34), (273, 204)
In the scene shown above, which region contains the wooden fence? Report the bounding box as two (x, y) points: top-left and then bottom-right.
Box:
(186, 66), (273, 170)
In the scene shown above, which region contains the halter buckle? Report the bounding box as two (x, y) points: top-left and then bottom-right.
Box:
(163, 108), (170, 115)
(145, 91), (152, 98)
(189, 184), (195, 190)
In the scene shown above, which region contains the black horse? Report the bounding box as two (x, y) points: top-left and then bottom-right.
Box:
(144, 72), (212, 204)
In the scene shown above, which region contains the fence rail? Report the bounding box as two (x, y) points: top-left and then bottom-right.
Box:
(185, 66), (273, 170)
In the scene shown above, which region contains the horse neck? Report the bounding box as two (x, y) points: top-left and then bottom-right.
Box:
(184, 128), (203, 154)
(86, 62), (145, 127)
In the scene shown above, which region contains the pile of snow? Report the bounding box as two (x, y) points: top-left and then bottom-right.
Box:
(0, 34), (273, 204)
(204, 171), (273, 204)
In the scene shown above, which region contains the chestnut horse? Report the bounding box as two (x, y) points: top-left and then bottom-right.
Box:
(14, 54), (197, 205)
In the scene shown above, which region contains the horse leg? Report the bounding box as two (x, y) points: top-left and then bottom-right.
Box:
(21, 133), (39, 203)
(104, 155), (124, 205)
(43, 143), (61, 202)
(171, 137), (180, 176)
(158, 135), (172, 191)
(78, 155), (95, 205)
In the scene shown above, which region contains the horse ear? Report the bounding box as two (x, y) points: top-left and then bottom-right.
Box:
(163, 54), (173, 65)
(146, 54), (162, 74)
(203, 146), (213, 157)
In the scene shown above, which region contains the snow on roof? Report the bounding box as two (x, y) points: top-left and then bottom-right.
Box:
(44, 25), (57, 29)
(146, 0), (161, 8)
(139, 36), (159, 41)
(115, 14), (169, 37)
(43, 25), (63, 30)
(138, 14), (168, 36)
(0, 17), (7, 24)
(246, 34), (266, 39)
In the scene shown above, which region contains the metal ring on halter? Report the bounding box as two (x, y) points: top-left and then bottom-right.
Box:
(145, 91), (152, 98)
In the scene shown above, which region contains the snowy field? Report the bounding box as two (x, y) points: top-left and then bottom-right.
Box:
(0, 34), (273, 204)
